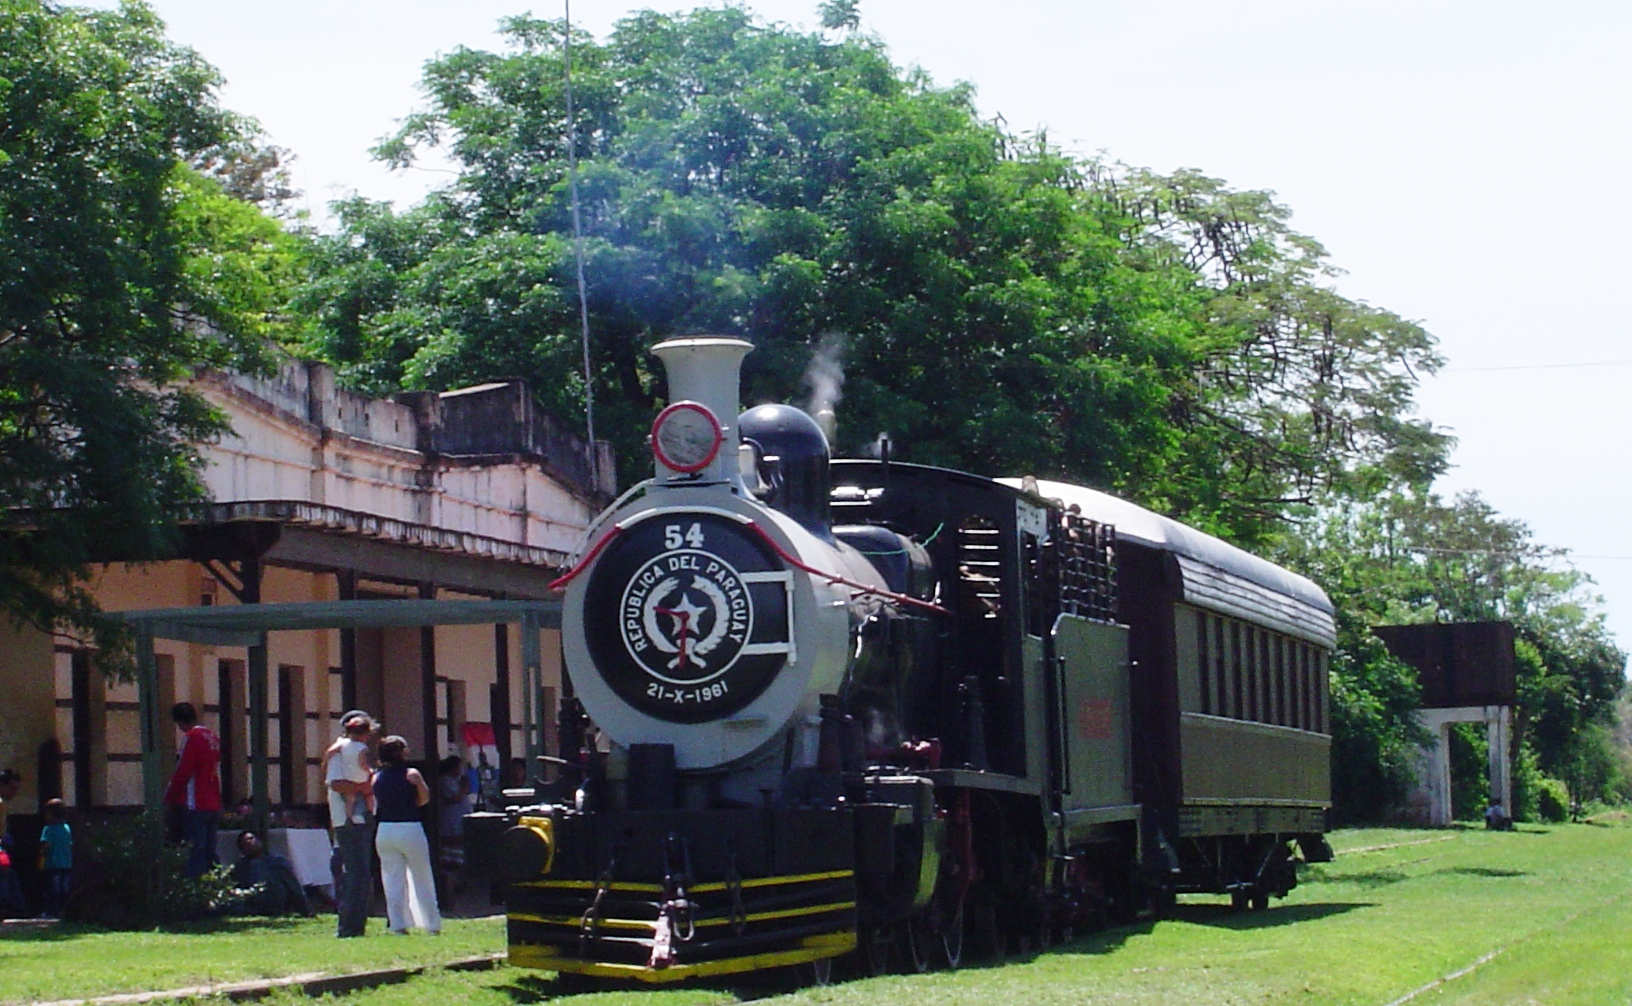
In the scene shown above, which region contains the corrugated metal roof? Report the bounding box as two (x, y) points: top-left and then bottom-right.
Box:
(999, 478), (1336, 647)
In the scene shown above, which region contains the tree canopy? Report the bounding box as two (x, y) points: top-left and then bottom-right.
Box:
(0, 0), (294, 664)
(298, 7), (1446, 544)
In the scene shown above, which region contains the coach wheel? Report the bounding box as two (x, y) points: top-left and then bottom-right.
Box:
(1230, 888), (1250, 913)
(1144, 881), (1176, 920)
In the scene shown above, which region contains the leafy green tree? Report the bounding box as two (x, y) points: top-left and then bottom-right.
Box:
(0, 0), (290, 666)
(818, 0), (861, 31)
(300, 7), (1445, 545)
(1110, 171), (1451, 539)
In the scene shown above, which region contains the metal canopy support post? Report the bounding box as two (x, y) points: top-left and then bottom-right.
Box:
(136, 628), (165, 815)
(248, 640), (270, 835)
(493, 622), (512, 773)
(521, 611), (541, 784)
(418, 582), (441, 885)
(240, 559), (270, 837)
(338, 570), (358, 713)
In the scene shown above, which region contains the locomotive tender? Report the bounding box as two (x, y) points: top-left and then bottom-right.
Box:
(496, 337), (1336, 982)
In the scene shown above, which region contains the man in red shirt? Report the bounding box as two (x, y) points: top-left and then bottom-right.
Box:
(164, 702), (222, 878)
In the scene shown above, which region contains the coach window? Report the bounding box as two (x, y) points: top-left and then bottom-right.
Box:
(1265, 634), (1277, 725)
(1299, 643), (1312, 730)
(1212, 617), (1227, 715)
(1250, 626), (1264, 722)
(1273, 635), (1287, 726)
(1288, 641), (1303, 730)
(1253, 627), (1266, 721)
(1196, 611), (1211, 715)
(1282, 638), (1296, 728)
(1307, 645), (1319, 730)
(1229, 621), (1243, 720)
(1240, 628), (1253, 722)
(1317, 650), (1329, 733)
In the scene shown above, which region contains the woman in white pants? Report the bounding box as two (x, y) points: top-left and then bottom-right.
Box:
(371, 736), (442, 935)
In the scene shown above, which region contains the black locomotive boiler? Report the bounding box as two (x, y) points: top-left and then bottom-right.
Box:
(493, 337), (1336, 982)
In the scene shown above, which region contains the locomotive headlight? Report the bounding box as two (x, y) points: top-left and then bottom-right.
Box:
(651, 401), (723, 474)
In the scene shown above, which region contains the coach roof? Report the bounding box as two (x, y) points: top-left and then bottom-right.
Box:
(1001, 478), (1335, 645)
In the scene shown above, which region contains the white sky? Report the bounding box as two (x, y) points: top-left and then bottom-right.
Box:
(129, 0), (1632, 651)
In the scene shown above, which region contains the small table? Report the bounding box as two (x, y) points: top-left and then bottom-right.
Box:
(217, 828), (334, 892)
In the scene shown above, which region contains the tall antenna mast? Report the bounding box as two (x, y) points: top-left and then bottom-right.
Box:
(564, 0), (598, 489)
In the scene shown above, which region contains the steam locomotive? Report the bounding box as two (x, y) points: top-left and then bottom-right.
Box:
(493, 337), (1336, 982)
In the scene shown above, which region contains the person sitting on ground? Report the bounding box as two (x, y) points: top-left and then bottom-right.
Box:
(228, 831), (314, 917)
(322, 712), (375, 826)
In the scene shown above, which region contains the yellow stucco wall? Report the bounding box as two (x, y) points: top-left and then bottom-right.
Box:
(0, 619), (54, 814)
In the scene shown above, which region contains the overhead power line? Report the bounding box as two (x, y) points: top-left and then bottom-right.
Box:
(564, 0), (597, 489)
(1443, 360), (1632, 373)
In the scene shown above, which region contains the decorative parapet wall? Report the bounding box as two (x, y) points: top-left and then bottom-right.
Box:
(196, 359), (614, 560)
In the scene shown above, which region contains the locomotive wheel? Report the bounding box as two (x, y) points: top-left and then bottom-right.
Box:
(861, 925), (893, 977)
(964, 888), (1000, 960)
(940, 902), (966, 969)
(906, 916), (936, 972)
(1230, 888), (1250, 913)
(1250, 891), (1270, 912)
(806, 956), (834, 986)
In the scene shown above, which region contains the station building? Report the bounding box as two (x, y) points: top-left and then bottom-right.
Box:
(0, 359), (608, 817)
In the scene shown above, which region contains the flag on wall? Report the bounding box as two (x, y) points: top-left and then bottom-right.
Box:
(461, 722), (500, 803)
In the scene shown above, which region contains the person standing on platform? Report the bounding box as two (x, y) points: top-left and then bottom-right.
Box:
(436, 755), (470, 883)
(164, 703), (221, 878)
(325, 710), (377, 938)
(38, 799), (71, 918)
(0, 770), (24, 918)
(373, 736), (441, 935)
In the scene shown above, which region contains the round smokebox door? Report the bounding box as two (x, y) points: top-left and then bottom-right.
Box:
(582, 514), (792, 723)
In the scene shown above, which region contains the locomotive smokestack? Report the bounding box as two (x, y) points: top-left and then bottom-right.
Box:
(651, 337), (754, 485)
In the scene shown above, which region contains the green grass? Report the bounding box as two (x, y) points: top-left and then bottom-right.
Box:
(0, 915), (503, 1003)
(13, 822), (1632, 1005)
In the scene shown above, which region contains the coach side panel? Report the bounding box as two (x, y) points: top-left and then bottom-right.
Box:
(1173, 603), (1331, 808)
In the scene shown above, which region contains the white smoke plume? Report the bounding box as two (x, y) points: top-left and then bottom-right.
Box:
(802, 333), (846, 444)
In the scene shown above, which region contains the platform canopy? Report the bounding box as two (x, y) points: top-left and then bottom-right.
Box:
(114, 597), (560, 647)
(110, 598), (563, 825)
